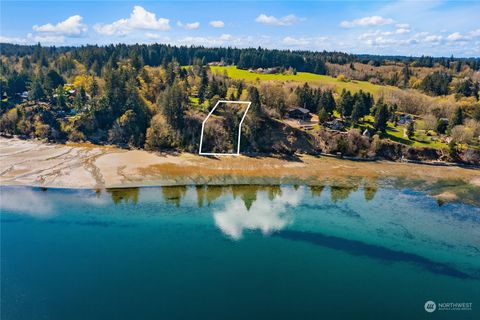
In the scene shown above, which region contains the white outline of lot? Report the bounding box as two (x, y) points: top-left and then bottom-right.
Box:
(199, 100), (252, 156)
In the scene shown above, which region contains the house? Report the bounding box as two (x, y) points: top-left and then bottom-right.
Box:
(288, 107), (312, 121)
(325, 119), (346, 131)
(398, 113), (413, 125)
(16, 91), (29, 101)
(207, 61), (226, 66)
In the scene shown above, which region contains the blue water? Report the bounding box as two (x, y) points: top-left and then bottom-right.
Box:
(1, 184), (479, 319)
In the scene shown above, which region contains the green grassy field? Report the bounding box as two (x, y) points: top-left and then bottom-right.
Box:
(210, 65), (388, 95)
(358, 116), (448, 149)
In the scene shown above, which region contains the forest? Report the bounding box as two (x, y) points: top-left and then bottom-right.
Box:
(1, 43), (479, 164)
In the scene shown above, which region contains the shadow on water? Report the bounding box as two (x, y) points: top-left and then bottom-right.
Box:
(276, 230), (479, 280)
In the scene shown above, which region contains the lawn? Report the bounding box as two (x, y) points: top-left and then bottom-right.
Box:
(385, 124), (448, 149)
(210, 65), (389, 95)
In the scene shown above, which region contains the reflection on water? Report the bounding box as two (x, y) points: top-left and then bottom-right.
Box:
(213, 186), (302, 240)
(2, 183), (480, 320)
(162, 186), (187, 207)
(1, 179), (480, 280)
(0, 188), (53, 217)
(363, 178), (378, 201)
(99, 180), (379, 213)
(107, 188), (140, 205)
(310, 185), (325, 197)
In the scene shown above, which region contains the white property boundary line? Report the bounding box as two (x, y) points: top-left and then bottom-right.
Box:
(199, 100), (252, 156)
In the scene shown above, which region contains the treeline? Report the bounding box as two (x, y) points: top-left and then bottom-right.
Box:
(2, 43), (479, 80)
(0, 43), (349, 76)
(356, 54), (480, 70)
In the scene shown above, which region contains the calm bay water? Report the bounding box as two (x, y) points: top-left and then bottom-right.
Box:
(1, 182), (479, 319)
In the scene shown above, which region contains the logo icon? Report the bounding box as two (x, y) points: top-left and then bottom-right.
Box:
(425, 301), (436, 313)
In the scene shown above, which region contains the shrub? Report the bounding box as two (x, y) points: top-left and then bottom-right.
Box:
(346, 128), (369, 156)
(145, 114), (176, 150)
(68, 129), (85, 142)
(450, 125), (473, 144)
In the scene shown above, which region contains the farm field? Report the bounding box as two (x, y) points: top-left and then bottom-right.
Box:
(210, 65), (389, 95)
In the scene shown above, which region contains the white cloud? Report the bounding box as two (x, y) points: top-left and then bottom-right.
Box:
(219, 34), (233, 41)
(144, 33), (171, 42)
(33, 15), (87, 37)
(282, 36), (310, 46)
(255, 14), (303, 26)
(94, 6), (170, 36)
(396, 28), (410, 34)
(395, 23), (410, 29)
(359, 30), (393, 40)
(366, 37), (403, 46)
(469, 29), (480, 38)
(340, 16), (395, 28)
(213, 187), (303, 240)
(177, 33), (235, 46)
(0, 35), (27, 44)
(27, 33), (65, 44)
(177, 21), (200, 30)
(447, 32), (465, 41)
(209, 20), (225, 28)
(424, 34), (443, 43)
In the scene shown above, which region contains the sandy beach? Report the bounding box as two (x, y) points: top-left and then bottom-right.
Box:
(1, 137), (479, 190)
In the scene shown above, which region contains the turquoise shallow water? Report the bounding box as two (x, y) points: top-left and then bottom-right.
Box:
(1, 184), (479, 320)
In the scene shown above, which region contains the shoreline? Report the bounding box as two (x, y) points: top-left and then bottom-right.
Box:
(1, 137), (479, 190)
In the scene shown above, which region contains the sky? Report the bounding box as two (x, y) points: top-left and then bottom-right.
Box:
(1, 0), (479, 57)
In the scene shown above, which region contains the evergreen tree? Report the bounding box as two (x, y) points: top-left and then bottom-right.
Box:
(402, 64), (410, 88)
(455, 78), (475, 97)
(28, 77), (45, 101)
(159, 81), (186, 130)
(338, 89), (353, 117)
(236, 81), (244, 100)
(91, 76), (99, 97)
(248, 86), (262, 118)
(351, 99), (363, 124)
(420, 71), (451, 96)
(318, 108), (329, 124)
(21, 57), (31, 71)
(449, 106), (464, 131)
(374, 102), (389, 133)
(296, 83), (315, 112)
(44, 69), (65, 94)
(198, 67), (208, 104)
(406, 121), (415, 139)
(321, 90), (336, 114)
(207, 77), (219, 99)
(165, 61), (176, 86)
(436, 118), (448, 134)
(54, 85), (67, 110)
